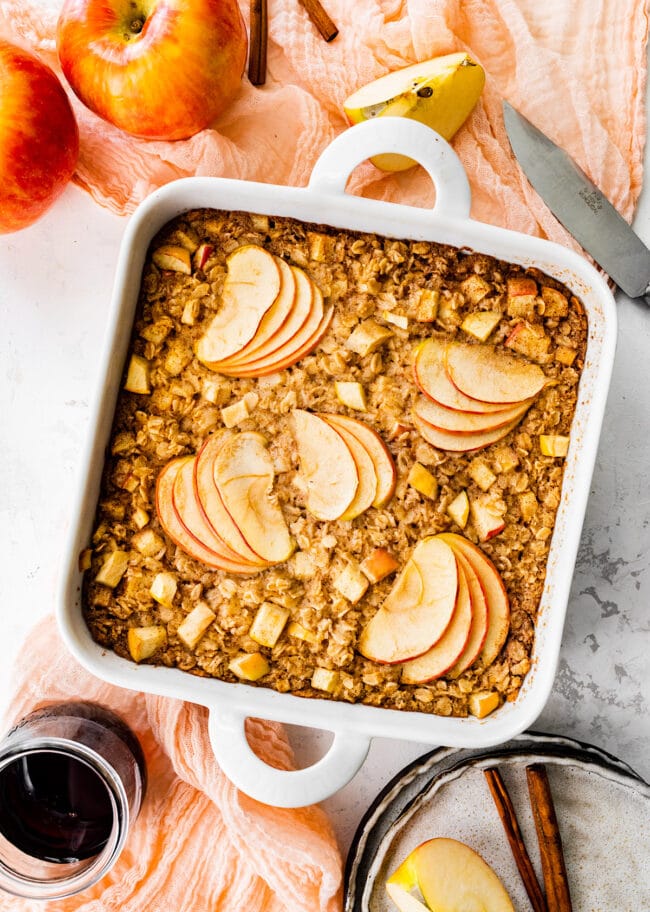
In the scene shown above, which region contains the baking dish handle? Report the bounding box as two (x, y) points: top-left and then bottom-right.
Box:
(308, 118), (471, 219)
(207, 708), (370, 807)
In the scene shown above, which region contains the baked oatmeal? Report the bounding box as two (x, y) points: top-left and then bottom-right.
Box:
(82, 209), (588, 718)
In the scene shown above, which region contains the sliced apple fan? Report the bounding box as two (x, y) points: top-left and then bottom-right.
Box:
(195, 244), (332, 376)
(292, 410), (397, 522)
(156, 430), (295, 573)
(413, 339), (545, 452)
(359, 533), (509, 684)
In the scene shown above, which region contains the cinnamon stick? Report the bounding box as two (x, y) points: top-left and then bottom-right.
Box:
(484, 769), (548, 912)
(248, 0), (268, 86)
(298, 0), (339, 42)
(526, 764), (573, 912)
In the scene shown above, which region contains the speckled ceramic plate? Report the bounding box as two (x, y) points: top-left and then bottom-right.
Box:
(345, 732), (650, 912)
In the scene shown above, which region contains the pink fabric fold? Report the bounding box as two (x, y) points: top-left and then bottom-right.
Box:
(0, 0), (647, 250)
(0, 617), (342, 912)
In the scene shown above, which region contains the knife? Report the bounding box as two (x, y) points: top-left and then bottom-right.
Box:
(503, 100), (650, 306)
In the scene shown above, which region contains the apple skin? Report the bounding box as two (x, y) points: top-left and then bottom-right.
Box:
(0, 40), (79, 234)
(57, 0), (247, 140)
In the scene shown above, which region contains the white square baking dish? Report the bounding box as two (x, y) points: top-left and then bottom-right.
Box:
(57, 118), (617, 808)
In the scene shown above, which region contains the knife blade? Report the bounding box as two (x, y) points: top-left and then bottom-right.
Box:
(503, 100), (650, 303)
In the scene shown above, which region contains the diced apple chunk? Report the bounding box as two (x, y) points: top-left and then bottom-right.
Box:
(132, 528), (164, 556)
(555, 345), (577, 366)
(470, 495), (506, 541)
(95, 550), (129, 587)
(447, 490), (469, 528)
(360, 548), (399, 583)
(468, 690), (500, 718)
(172, 227), (199, 253)
(124, 354), (151, 394)
(78, 548), (92, 571)
(408, 462), (438, 500)
(519, 490), (538, 522)
(177, 603), (215, 650)
(249, 602), (290, 648)
(311, 667), (339, 693)
(345, 319), (393, 357)
(229, 652), (270, 681)
(193, 243), (214, 271)
(387, 419), (411, 441)
(383, 310), (409, 329)
(250, 214), (269, 232)
(307, 231), (332, 262)
(413, 288), (439, 322)
(539, 434), (570, 457)
(506, 276), (537, 317)
(132, 507), (150, 529)
(152, 245), (192, 274)
(541, 286), (569, 317)
(333, 562), (369, 604)
(460, 274), (491, 304)
(335, 380), (367, 411)
(492, 446), (519, 474)
(468, 460), (497, 492)
(221, 397), (251, 428)
(181, 298), (200, 326)
(202, 378), (229, 405)
(128, 626), (167, 663)
(505, 322), (550, 361)
(287, 621), (320, 644)
(461, 310), (501, 342)
(150, 571), (177, 607)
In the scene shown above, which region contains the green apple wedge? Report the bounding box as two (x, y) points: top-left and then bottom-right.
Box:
(343, 52), (485, 172)
(386, 837), (515, 912)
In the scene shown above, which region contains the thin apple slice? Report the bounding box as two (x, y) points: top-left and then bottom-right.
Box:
(156, 459), (255, 573)
(445, 548), (488, 676)
(322, 417), (377, 520)
(414, 339), (519, 415)
(413, 394), (529, 434)
(172, 456), (260, 568)
(388, 837), (515, 912)
(217, 256), (296, 368)
(446, 341), (546, 404)
(195, 245), (281, 365)
(401, 557), (472, 683)
(324, 413), (397, 508)
(439, 533), (509, 668)
(293, 409), (358, 520)
(194, 434), (265, 563)
(358, 536), (458, 664)
(213, 432), (295, 564)
(227, 301), (333, 378)
(413, 413), (519, 453)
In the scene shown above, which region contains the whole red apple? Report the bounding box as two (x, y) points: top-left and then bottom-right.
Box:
(57, 0), (248, 141)
(0, 40), (79, 234)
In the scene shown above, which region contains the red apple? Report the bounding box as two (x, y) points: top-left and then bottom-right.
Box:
(0, 40), (79, 234)
(57, 0), (247, 141)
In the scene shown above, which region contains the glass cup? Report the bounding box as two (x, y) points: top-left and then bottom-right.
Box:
(0, 701), (146, 900)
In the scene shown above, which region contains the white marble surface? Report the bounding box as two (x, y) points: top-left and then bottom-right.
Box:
(1, 133), (649, 862)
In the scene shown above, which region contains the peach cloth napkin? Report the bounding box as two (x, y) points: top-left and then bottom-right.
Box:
(0, 616), (342, 912)
(0, 0), (648, 248)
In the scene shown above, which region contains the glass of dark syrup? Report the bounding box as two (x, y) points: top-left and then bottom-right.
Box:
(0, 702), (146, 900)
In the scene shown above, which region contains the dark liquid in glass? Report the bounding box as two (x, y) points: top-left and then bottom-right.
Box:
(0, 752), (113, 864)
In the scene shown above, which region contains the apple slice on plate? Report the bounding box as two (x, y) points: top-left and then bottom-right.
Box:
(172, 456), (259, 570)
(401, 557), (472, 683)
(439, 533), (509, 668)
(445, 341), (546, 404)
(413, 394), (529, 434)
(413, 413), (520, 453)
(358, 536), (458, 664)
(386, 837), (515, 912)
(322, 417), (377, 521)
(195, 245), (281, 365)
(213, 432), (295, 564)
(194, 434), (265, 564)
(157, 459), (254, 573)
(414, 339), (516, 415)
(325, 414), (396, 508)
(445, 548), (488, 676)
(293, 409), (358, 520)
(215, 256), (296, 368)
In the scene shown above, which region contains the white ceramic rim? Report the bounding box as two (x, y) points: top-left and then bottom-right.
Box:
(56, 118), (617, 808)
